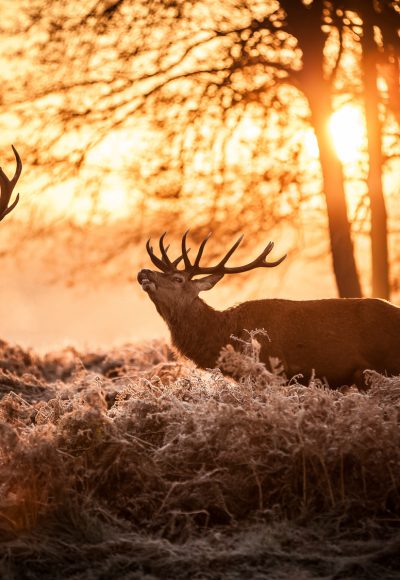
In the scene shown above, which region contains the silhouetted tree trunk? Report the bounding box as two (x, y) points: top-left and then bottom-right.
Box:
(308, 90), (363, 297)
(338, 0), (400, 298)
(361, 11), (390, 299)
(283, 0), (362, 297)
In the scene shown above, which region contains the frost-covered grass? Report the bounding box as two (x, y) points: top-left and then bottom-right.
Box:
(0, 336), (399, 579)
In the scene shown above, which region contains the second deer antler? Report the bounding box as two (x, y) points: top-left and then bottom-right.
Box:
(0, 146), (22, 222)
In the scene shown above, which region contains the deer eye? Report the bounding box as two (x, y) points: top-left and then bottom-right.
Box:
(172, 276), (184, 284)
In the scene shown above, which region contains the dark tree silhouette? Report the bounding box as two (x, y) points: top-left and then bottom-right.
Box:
(336, 0), (399, 299)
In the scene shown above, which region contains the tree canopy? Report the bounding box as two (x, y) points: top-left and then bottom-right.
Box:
(0, 0), (399, 294)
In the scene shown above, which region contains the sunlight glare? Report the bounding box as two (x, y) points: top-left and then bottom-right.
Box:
(240, 117), (262, 141)
(99, 187), (127, 217)
(329, 105), (366, 163)
(303, 129), (319, 158)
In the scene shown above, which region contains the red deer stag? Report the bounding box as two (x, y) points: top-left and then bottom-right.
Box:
(137, 232), (400, 388)
(0, 146), (22, 222)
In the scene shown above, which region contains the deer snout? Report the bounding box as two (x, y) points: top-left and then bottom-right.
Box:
(137, 269), (153, 283)
(137, 269), (157, 293)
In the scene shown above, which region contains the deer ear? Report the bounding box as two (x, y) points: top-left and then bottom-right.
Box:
(193, 273), (224, 293)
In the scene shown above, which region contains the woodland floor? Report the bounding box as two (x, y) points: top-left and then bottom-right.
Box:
(0, 335), (399, 579)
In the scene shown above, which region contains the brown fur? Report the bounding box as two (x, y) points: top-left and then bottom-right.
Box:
(137, 268), (400, 388)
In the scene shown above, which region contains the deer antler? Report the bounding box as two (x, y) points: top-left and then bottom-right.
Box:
(146, 231), (286, 277)
(0, 146), (22, 222)
(146, 232), (186, 272)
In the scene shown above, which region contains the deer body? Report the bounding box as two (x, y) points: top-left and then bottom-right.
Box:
(138, 233), (400, 388)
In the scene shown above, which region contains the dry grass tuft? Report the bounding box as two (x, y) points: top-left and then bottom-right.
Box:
(0, 336), (399, 577)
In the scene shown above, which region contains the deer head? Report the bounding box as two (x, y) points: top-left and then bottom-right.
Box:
(0, 146), (22, 222)
(137, 231), (286, 318)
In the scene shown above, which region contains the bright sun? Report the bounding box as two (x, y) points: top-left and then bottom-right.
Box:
(329, 104), (366, 163)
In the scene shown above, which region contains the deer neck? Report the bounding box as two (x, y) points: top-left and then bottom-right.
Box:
(165, 297), (232, 369)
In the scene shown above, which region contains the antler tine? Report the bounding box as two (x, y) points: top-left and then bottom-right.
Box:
(213, 234), (243, 269)
(146, 238), (170, 272)
(172, 249), (192, 268)
(187, 234), (243, 277)
(146, 232), (193, 272)
(10, 146), (22, 187)
(159, 232), (173, 267)
(187, 237), (286, 275)
(220, 241), (287, 273)
(0, 145), (22, 222)
(172, 255), (184, 268)
(192, 232), (212, 270)
(181, 230), (192, 269)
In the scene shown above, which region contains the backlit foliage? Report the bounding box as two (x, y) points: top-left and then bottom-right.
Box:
(0, 1), (398, 290)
